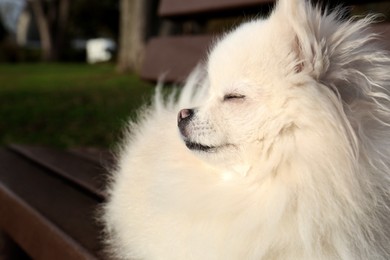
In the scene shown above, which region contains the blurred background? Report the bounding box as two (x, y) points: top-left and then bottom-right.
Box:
(0, 0), (389, 149)
(0, 0), (157, 149)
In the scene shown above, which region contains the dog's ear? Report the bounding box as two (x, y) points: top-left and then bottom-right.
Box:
(271, 0), (389, 105)
(270, 0), (329, 78)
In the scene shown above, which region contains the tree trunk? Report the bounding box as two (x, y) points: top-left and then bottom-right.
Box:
(30, 0), (53, 61)
(54, 0), (70, 60)
(117, 0), (149, 73)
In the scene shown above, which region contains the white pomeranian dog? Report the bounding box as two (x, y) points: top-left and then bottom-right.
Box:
(103, 0), (390, 259)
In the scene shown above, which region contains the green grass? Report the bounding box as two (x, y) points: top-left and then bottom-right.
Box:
(0, 63), (154, 148)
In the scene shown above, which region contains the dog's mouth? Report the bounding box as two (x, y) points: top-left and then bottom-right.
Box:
(185, 141), (217, 152)
(185, 141), (234, 153)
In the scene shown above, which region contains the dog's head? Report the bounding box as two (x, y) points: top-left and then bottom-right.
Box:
(178, 0), (390, 175)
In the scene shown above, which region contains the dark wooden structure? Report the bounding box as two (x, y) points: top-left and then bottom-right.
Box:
(1, 0), (390, 259)
(141, 0), (390, 82)
(141, 0), (275, 82)
(0, 145), (110, 259)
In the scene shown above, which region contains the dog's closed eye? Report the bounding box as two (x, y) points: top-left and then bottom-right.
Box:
(223, 93), (246, 102)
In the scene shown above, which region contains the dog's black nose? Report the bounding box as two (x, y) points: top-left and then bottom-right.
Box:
(178, 109), (195, 138)
(178, 109), (194, 124)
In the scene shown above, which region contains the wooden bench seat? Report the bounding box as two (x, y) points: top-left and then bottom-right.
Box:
(0, 145), (109, 259)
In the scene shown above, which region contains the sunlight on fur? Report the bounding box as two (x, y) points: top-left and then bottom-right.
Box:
(102, 0), (390, 259)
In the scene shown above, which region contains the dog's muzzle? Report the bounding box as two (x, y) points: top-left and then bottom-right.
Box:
(177, 108), (221, 152)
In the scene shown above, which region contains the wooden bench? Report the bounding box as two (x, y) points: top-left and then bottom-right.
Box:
(1, 0), (390, 259)
(140, 0), (275, 82)
(0, 145), (110, 259)
(140, 0), (390, 83)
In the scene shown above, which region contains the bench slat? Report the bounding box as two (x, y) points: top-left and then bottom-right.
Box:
(159, 0), (274, 17)
(0, 148), (104, 259)
(0, 184), (97, 260)
(141, 24), (390, 83)
(9, 145), (108, 200)
(141, 35), (213, 82)
(69, 147), (114, 166)
(158, 0), (390, 18)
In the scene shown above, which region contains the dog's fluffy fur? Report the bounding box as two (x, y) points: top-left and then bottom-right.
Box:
(103, 0), (390, 259)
